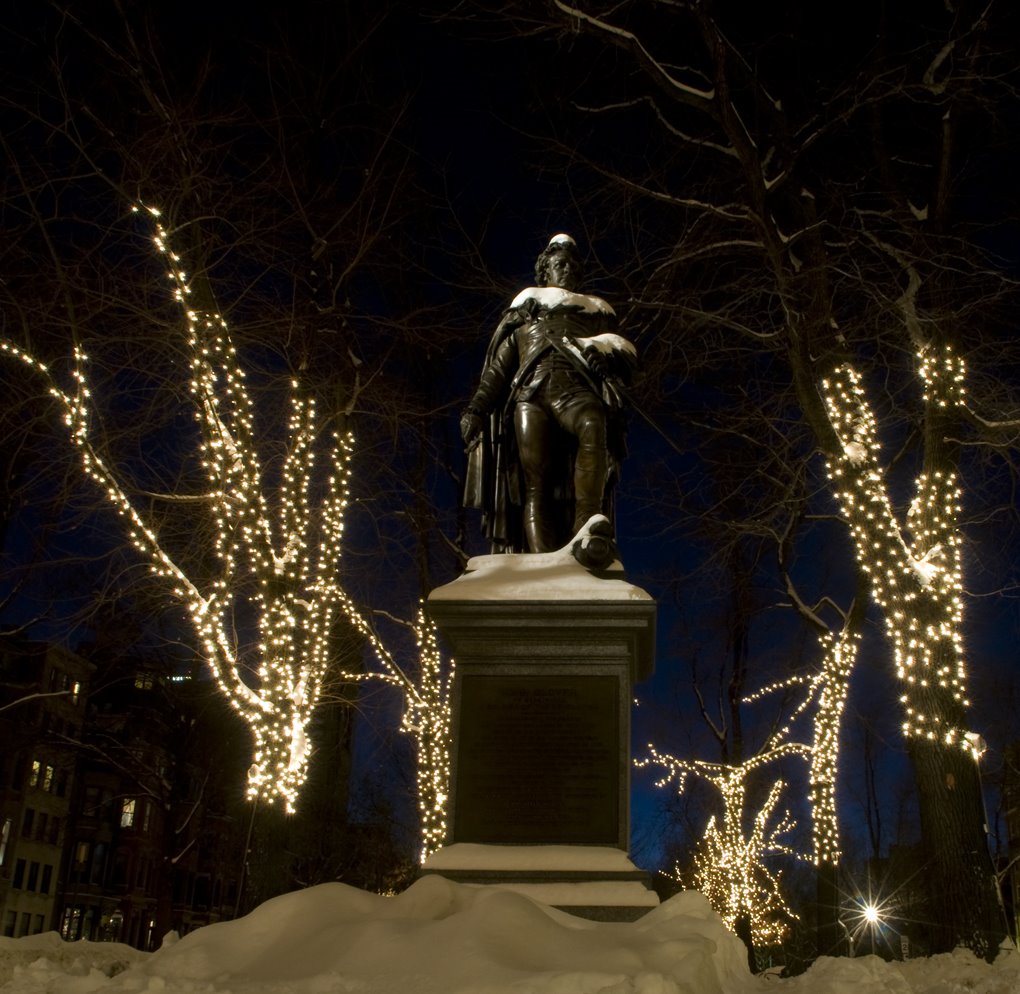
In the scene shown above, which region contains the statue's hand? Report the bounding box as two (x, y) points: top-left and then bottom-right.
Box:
(583, 344), (610, 378)
(460, 411), (483, 450)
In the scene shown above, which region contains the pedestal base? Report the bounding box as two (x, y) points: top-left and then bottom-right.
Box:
(426, 541), (658, 921)
(421, 844), (659, 922)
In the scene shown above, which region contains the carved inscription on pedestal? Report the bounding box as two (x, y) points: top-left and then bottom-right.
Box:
(453, 674), (619, 844)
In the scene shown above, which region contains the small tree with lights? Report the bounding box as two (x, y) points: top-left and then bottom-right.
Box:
(642, 739), (809, 950)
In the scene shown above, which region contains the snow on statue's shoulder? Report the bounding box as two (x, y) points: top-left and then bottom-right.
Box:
(509, 285), (615, 316)
(575, 332), (636, 357)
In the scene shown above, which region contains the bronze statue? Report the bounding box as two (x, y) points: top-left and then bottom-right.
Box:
(461, 234), (636, 554)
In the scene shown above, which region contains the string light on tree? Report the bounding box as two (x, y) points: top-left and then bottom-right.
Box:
(820, 351), (975, 756)
(1, 204), (455, 835)
(402, 608), (454, 862)
(744, 623), (860, 867)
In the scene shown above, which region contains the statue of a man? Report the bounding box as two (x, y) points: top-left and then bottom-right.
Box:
(461, 234), (636, 553)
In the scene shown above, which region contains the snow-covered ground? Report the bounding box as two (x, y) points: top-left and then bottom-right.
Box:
(2, 876), (1018, 994)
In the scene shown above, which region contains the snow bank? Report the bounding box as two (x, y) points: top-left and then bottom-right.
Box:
(0, 930), (143, 991)
(1, 879), (1017, 994)
(780, 947), (1020, 994)
(0, 878), (754, 994)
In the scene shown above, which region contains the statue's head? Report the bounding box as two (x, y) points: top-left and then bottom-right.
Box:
(535, 233), (583, 291)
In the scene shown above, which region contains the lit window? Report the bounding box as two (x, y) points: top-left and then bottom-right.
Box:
(42, 765), (54, 793)
(71, 681), (81, 704)
(28, 760), (41, 787)
(74, 841), (90, 866)
(120, 799), (136, 828)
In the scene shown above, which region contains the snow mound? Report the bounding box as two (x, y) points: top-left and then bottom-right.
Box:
(131, 876), (755, 994)
(0, 931), (143, 991)
(779, 947), (1020, 994)
(2, 882), (1018, 994)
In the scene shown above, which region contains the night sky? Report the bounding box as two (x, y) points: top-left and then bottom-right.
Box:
(2, 0), (1020, 886)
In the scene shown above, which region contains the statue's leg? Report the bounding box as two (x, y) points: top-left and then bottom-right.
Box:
(514, 401), (558, 553)
(560, 399), (608, 533)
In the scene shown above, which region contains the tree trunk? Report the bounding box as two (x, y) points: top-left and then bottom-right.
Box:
(815, 860), (842, 958)
(908, 734), (1002, 957)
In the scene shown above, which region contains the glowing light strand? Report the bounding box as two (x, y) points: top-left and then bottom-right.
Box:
(402, 608), (454, 862)
(820, 350), (974, 753)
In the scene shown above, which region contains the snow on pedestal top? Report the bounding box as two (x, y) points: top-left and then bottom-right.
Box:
(429, 542), (652, 603)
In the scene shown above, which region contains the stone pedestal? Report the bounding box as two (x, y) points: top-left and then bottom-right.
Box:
(423, 546), (657, 921)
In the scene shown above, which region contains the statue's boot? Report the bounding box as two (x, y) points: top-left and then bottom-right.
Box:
(523, 494), (559, 553)
(572, 442), (607, 534)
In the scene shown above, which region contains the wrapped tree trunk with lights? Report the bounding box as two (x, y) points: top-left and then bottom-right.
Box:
(818, 334), (1000, 955)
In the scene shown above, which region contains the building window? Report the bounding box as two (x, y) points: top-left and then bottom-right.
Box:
(35, 812), (48, 841)
(40, 864), (53, 895)
(74, 840), (90, 867)
(141, 800), (151, 834)
(90, 843), (107, 886)
(48, 817), (61, 845)
(21, 808), (34, 836)
(41, 764), (54, 793)
(29, 759), (41, 787)
(55, 769), (68, 797)
(19, 912), (30, 938)
(2, 911), (15, 937)
(120, 799), (136, 828)
(33, 915), (44, 935)
(27, 861), (40, 892)
(13, 858), (26, 889)
(71, 681), (81, 704)
(0, 817), (10, 867)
